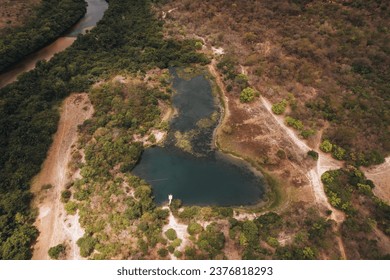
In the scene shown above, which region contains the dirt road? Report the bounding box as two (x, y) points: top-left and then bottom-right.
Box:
(32, 93), (93, 259)
(363, 157), (390, 203)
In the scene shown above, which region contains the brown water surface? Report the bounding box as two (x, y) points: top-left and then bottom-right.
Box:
(0, 0), (108, 88)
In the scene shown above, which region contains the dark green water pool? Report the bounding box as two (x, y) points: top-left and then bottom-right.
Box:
(132, 69), (265, 206)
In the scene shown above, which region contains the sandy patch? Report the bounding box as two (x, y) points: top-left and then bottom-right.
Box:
(162, 206), (189, 259)
(363, 157), (390, 203)
(133, 129), (167, 146)
(212, 46), (225, 56)
(32, 93), (93, 259)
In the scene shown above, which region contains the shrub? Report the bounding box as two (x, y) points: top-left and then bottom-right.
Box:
(285, 116), (304, 130)
(357, 183), (372, 196)
(173, 250), (183, 258)
(266, 237), (279, 248)
(276, 149), (286, 159)
(272, 99), (288, 115)
(320, 140), (333, 153)
(157, 248), (168, 258)
(321, 172), (335, 184)
(167, 245), (175, 253)
(184, 247), (197, 259)
(235, 74), (249, 87)
(61, 190), (71, 203)
(165, 228), (177, 241)
(240, 87), (257, 103)
(77, 235), (96, 258)
(332, 145), (346, 160)
(171, 238), (182, 248)
(187, 222), (203, 235)
(307, 150), (319, 160)
(194, 41), (203, 50)
(300, 129), (315, 139)
(64, 201), (78, 215)
(178, 206), (200, 220)
(48, 244), (66, 259)
(170, 199), (182, 210)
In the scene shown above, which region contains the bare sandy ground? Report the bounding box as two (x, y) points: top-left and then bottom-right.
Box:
(162, 206), (189, 259)
(31, 93), (93, 259)
(363, 157), (390, 203)
(261, 95), (346, 257)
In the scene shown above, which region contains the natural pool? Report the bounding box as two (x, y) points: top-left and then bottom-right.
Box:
(132, 69), (265, 206)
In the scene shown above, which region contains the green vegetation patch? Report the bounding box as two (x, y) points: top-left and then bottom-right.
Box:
(240, 87), (258, 103)
(271, 99), (288, 115)
(165, 229), (178, 241)
(0, 0), (208, 259)
(48, 244), (66, 260)
(0, 0), (87, 72)
(322, 167), (390, 258)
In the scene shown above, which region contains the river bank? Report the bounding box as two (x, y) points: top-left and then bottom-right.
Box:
(0, 0), (108, 88)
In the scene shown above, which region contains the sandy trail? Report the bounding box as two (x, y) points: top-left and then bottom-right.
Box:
(363, 157), (390, 203)
(162, 206), (189, 259)
(261, 97), (311, 153)
(210, 53), (347, 256)
(32, 93), (93, 259)
(262, 91), (346, 256)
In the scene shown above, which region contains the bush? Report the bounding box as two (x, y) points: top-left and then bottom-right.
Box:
(332, 145), (346, 160)
(48, 244), (66, 259)
(184, 247), (197, 259)
(77, 235), (96, 258)
(276, 149), (286, 159)
(170, 199), (182, 210)
(166, 245), (174, 253)
(171, 238), (182, 248)
(300, 129), (315, 139)
(64, 201), (78, 215)
(307, 150), (319, 160)
(320, 140), (333, 153)
(61, 190), (71, 203)
(157, 248), (168, 258)
(187, 222), (203, 235)
(235, 74), (249, 87)
(194, 41), (203, 50)
(321, 172), (335, 184)
(285, 116), (304, 130)
(357, 183), (372, 196)
(165, 228), (177, 241)
(272, 99), (288, 115)
(266, 237), (279, 248)
(239, 87), (257, 103)
(174, 250), (183, 258)
(178, 206), (200, 220)
(197, 224), (225, 258)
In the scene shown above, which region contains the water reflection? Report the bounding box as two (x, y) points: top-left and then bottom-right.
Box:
(133, 70), (265, 206)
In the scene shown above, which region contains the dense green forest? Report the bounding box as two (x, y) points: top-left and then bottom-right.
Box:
(67, 81), (168, 259)
(0, 0), (87, 72)
(0, 0), (206, 259)
(322, 168), (390, 259)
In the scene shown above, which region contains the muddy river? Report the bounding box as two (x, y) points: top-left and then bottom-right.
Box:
(0, 0), (108, 88)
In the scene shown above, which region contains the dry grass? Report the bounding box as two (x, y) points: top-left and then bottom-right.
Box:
(0, 0), (40, 33)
